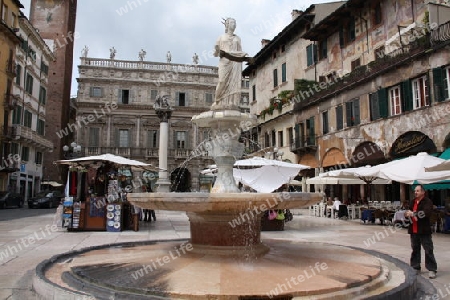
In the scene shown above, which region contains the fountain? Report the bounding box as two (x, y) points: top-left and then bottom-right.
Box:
(33, 18), (419, 300)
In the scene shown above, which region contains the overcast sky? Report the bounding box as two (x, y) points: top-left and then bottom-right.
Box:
(20, 0), (340, 95)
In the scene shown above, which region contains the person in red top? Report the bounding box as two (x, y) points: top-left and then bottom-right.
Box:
(405, 185), (437, 279)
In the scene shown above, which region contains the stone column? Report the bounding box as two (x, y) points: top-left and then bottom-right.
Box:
(154, 95), (173, 192)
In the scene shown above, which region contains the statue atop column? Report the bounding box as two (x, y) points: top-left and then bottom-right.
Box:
(211, 18), (253, 111)
(154, 94), (173, 122)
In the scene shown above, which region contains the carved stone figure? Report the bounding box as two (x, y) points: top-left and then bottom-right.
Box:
(166, 51), (172, 63)
(154, 94), (171, 110)
(211, 18), (252, 111)
(192, 53), (199, 65)
(81, 45), (89, 58)
(110, 47), (116, 59)
(138, 49), (146, 61)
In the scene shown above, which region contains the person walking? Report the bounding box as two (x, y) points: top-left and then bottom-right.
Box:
(405, 184), (437, 279)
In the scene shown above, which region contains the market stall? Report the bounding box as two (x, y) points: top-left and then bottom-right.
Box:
(55, 154), (155, 232)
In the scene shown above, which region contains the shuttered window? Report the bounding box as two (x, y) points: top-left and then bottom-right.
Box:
(147, 130), (159, 148)
(89, 128), (100, 147)
(306, 44), (317, 67)
(336, 105), (343, 130)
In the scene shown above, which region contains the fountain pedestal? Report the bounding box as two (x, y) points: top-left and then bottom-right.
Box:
(187, 211), (269, 256)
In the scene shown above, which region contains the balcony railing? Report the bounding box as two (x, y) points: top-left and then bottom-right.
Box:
(12, 125), (53, 150)
(290, 137), (317, 153)
(431, 21), (450, 45)
(81, 58), (218, 75)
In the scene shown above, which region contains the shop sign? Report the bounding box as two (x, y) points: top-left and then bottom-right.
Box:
(20, 164), (26, 172)
(390, 132), (436, 158)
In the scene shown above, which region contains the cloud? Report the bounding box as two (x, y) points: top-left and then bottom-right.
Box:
(19, 0), (340, 94)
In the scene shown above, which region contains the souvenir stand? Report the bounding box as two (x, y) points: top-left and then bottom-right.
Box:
(56, 154), (154, 232)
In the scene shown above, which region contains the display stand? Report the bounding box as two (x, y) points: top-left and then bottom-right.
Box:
(106, 203), (123, 232)
(84, 197), (106, 231)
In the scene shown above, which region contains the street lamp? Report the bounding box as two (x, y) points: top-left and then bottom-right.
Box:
(63, 142), (82, 158)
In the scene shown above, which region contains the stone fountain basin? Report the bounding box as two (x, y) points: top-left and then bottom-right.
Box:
(127, 192), (322, 212)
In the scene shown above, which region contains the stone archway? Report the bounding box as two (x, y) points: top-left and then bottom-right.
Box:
(350, 141), (386, 167)
(170, 168), (191, 192)
(322, 148), (347, 169)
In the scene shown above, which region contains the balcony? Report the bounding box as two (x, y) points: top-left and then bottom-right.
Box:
(3, 93), (19, 110)
(290, 137), (317, 154)
(431, 21), (450, 46)
(12, 125), (53, 150)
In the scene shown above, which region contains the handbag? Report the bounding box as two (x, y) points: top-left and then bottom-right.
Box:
(268, 210), (277, 220)
(276, 209), (285, 220)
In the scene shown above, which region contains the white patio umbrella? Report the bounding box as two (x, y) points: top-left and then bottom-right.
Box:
(306, 176), (391, 185)
(377, 152), (449, 184)
(56, 153), (156, 171)
(321, 153), (448, 184)
(425, 160), (450, 172)
(201, 158), (311, 193)
(233, 157), (310, 193)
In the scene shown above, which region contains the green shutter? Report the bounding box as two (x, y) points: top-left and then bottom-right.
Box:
(345, 102), (352, 126)
(353, 99), (360, 125)
(294, 123), (300, 148)
(309, 117), (315, 145)
(401, 80), (413, 111)
(432, 67), (445, 102)
(306, 45), (313, 66)
(378, 88), (388, 118)
(115, 129), (120, 147)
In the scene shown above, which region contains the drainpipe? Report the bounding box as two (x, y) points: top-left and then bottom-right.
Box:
(411, 0), (415, 22)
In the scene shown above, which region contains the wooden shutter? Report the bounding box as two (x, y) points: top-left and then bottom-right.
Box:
(118, 89), (122, 104)
(432, 67), (445, 102)
(401, 80), (413, 111)
(345, 102), (352, 127)
(308, 117), (315, 145)
(336, 105), (343, 130)
(175, 92), (180, 106)
(294, 123), (300, 148)
(377, 88), (388, 118)
(353, 99), (360, 125)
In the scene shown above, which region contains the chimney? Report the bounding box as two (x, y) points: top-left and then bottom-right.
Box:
(261, 39), (271, 49)
(292, 9), (303, 21)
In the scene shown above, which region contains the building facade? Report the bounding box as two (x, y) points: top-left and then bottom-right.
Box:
(246, 0), (450, 203)
(8, 13), (54, 199)
(29, 0), (77, 183)
(76, 55), (221, 191)
(0, 0), (23, 191)
(243, 2), (346, 164)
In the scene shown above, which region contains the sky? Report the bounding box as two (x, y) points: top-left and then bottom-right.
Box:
(19, 0), (341, 95)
